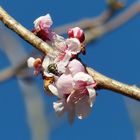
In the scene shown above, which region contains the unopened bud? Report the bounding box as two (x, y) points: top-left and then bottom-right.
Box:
(68, 27), (85, 43)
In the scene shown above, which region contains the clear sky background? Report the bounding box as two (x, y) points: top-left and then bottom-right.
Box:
(0, 0), (140, 140)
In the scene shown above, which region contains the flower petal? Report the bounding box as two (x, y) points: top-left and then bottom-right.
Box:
(73, 72), (94, 84)
(48, 84), (59, 97)
(57, 62), (66, 73)
(56, 74), (73, 97)
(66, 38), (81, 54)
(52, 34), (66, 50)
(53, 99), (75, 124)
(27, 57), (35, 68)
(67, 90), (85, 104)
(56, 50), (71, 66)
(68, 59), (85, 76)
(75, 96), (91, 119)
(55, 51), (71, 73)
(34, 14), (53, 30)
(39, 14), (52, 29)
(43, 71), (54, 77)
(42, 56), (50, 70)
(53, 99), (66, 116)
(86, 86), (96, 107)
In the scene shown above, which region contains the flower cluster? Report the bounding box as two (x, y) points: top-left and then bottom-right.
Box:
(27, 14), (96, 123)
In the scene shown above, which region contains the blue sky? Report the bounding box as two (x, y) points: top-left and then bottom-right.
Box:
(0, 0), (140, 140)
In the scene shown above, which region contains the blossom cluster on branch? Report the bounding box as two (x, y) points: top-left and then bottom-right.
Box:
(27, 14), (97, 123)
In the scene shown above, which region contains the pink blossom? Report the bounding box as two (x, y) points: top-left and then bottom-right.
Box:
(51, 59), (86, 97)
(33, 15), (83, 62)
(54, 38), (82, 68)
(28, 13), (96, 123)
(27, 57), (96, 123)
(51, 59), (96, 122)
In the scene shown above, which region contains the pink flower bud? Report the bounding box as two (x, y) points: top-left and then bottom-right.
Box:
(68, 27), (85, 43)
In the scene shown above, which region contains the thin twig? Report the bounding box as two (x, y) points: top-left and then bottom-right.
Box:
(104, 1), (140, 33)
(0, 67), (22, 82)
(54, 10), (112, 34)
(85, 0), (140, 43)
(0, 6), (140, 101)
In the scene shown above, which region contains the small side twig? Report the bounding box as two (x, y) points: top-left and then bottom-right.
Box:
(104, 1), (140, 33)
(0, 67), (22, 82)
(85, 0), (140, 43)
(54, 10), (112, 34)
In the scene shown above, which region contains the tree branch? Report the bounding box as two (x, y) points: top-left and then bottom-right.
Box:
(0, 6), (140, 101)
(87, 67), (140, 101)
